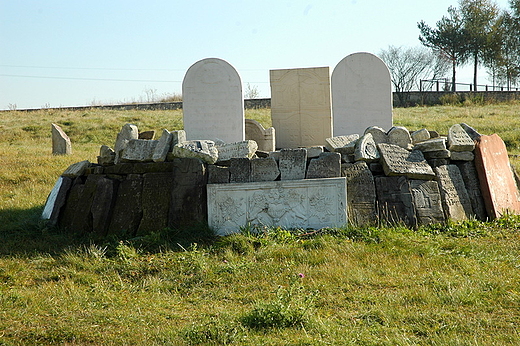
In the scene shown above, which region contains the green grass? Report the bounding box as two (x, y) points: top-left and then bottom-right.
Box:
(1, 103), (520, 344)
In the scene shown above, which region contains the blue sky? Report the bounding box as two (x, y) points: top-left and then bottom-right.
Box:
(0, 0), (513, 110)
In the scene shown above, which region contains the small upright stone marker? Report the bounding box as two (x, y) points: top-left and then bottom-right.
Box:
(388, 126), (412, 150)
(153, 129), (173, 162)
(279, 148), (307, 180)
(51, 123), (72, 155)
(434, 165), (473, 221)
(245, 119), (275, 152)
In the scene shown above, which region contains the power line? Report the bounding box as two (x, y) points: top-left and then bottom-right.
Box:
(0, 64), (185, 72)
(0, 74), (181, 83)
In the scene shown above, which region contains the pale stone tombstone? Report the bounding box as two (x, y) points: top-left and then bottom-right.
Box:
(411, 129), (430, 144)
(182, 58), (244, 143)
(171, 140), (218, 164)
(332, 52), (393, 136)
(364, 126), (388, 144)
(121, 139), (158, 162)
(377, 143), (435, 180)
(114, 124), (138, 164)
(270, 67), (332, 148)
(388, 126), (412, 150)
(51, 123), (72, 155)
(245, 119), (275, 152)
(207, 177), (347, 235)
(448, 124), (475, 152)
(434, 165), (473, 221)
(341, 162), (377, 225)
(216, 140), (257, 164)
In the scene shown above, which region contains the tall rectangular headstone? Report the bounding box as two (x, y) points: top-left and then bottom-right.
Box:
(341, 162), (377, 225)
(454, 161), (487, 220)
(332, 52), (393, 136)
(182, 58), (244, 143)
(474, 134), (520, 218)
(207, 178), (347, 235)
(270, 67), (332, 148)
(434, 165), (473, 221)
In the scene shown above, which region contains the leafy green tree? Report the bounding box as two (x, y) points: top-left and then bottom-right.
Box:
(418, 6), (468, 91)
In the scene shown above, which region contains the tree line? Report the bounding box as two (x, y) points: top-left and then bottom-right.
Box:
(380, 0), (519, 103)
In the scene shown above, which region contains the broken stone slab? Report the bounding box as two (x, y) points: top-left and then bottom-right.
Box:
(413, 137), (447, 152)
(62, 160), (90, 178)
(474, 134), (520, 219)
(388, 126), (412, 150)
(434, 165), (473, 221)
(306, 152), (341, 179)
(42, 176), (73, 226)
(229, 158), (251, 183)
(411, 128), (431, 144)
(251, 157), (280, 182)
(114, 124), (139, 164)
(448, 124), (475, 152)
(378, 143), (435, 180)
(341, 161), (377, 226)
(325, 134), (359, 153)
(455, 161), (487, 220)
(279, 148), (307, 180)
(423, 149), (451, 160)
(216, 140), (258, 164)
(207, 165), (230, 184)
(364, 126), (388, 144)
(409, 179), (446, 226)
(171, 130), (187, 146)
(460, 123), (482, 141)
(354, 133), (380, 162)
(306, 146), (324, 158)
(171, 140), (218, 164)
(51, 123), (72, 155)
(152, 129), (174, 163)
(97, 145), (115, 166)
(450, 151), (475, 161)
(245, 119), (276, 152)
(120, 139), (158, 162)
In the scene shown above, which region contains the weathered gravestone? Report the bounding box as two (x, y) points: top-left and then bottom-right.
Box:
(279, 148), (307, 180)
(341, 162), (377, 225)
(229, 158), (251, 183)
(378, 143), (435, 180)
(354, 133), (380, 162)
(108, 174), (144, 236)
(152, 129), (173, 163)
(182, 58), (244, 143)
(434, 165), (473, 221)
(216, 140), (257, 164)
(270, 67), (332, 148)
(306, 152), (341, 179)
(388, 126), (412, 150)
(171, 140), (218, 164)
(51, 123), (72, 155)
(121, 139), (158, 162)
(454, 161), (487, 220)
(409, 179), (446, 226)
(207, 177), (347, 235)
(245, 119), (275, 152)
(331, 52), (393, 136)
(137, 172), (174, 235)
(251, 157), (280, 182)
(448, 124), (475, 152)
(474, 134), (520, 218)
(42, 176), (73, 226)
(114, 124), (138, 164)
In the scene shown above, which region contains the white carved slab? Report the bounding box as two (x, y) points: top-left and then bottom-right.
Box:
(207, 177), (347, 235)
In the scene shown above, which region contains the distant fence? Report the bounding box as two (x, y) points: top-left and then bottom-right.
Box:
(420, 79), (520, 92)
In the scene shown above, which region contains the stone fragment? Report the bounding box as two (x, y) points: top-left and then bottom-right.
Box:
(434, 165), (473, 221)
(325, 134), (359, 153)
(411, 128), (430, 144)
(207, 178), (347, 235)
(171, 130), (187, 146)
(388, 126), (412, 150)
(279, 148), (307, 180)
(245, 119), (275, 152)
(413, 137), (447, 152)
(427, 159), (450, 167)
(121, 139), (158, 162)
(108, 174), (144, 236)
(474, 134), (520, 218)
(306, 146), (324, 158)
(171, 140), (218, 164)
(341, 162), (377, 225)
(460, 123), (482, 141)
(448, 124), (475, 152)
(42, 176), (73, 226)
(306, 152), (341, 179)
(114, 124), (139, 164)
(137, 172), (174, 234)
(450, 151), (475, 161)
(251, 157), (280, 182)
(409, 179), (446, 226)
(429, 130), (440, 138)
(455, 161), (487, 220)
(207, 165), (230, 184)
(62, 160), (90, 178)
(139, 130), (155, 140)
(375, 176), (416, 226)
(51, 123), (72, 155)
(216, 140), (258, 163)
(229, 158), (251, 183)
(354, 133), (380, 162)
(97, 145), (116, 166)
(423, 150), (451, 160)
(153, 129), (174, 163)
(378, 143), (435, 180)
(364, 126), (388, 144)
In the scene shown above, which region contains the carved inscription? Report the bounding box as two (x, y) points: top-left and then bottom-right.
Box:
(378, 143), (435, 180)
(434, 165), (473, 220)
(341, 162), (377, 225)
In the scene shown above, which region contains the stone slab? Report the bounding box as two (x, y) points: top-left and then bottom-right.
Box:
(216, 140), (258, 163)
(375, 176), (416, 226)
(306, 146), (324, 158)
(460, 123), (482, 141)
(207, 165), (230, 184)
(325, 135), (359, 153)
(409, 179), (446, 225)
(153, 129), (173, 162)
(51, 123), (72, 155)
(270, 67), (332, 148)
(364, 126), (388, 144)
(279, 148), (307, 180)
(332, 52), (393, 136)
(229, 158), (251, 183)
(450, 151), (475, 161)
(245, 119), (275, 152)
(114, 124), (138, 164)
(42, 176), (73, 226)
(251, 157), (280, 182)
(388, 126), (412, 150)
(207, 177), (347, 235)
(354, 133), (380, 162)
(434, 165), (473, 221)
(306, 152), (341, 179)
(455, 161), (487, 220)
(378, 143), (435, 180)
(341, 162), (377, 225)
(137, 172), (174, 234)
(474, 134), (520, 218)
(448, 124), (475, 152)
(413, 138), (447, 152)
(98, 145), (115, 166)
(121, 139), (158, 162)
(108, 174), (144, 236)
(411, 129), (430, 144)
(62, 160), (90, 178)
(182, 58), (244, 143)
(90, 176), (118, 236)
(171, 140), (218, 164)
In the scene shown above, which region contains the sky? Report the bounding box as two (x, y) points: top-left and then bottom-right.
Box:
(0, 0), (514, 110)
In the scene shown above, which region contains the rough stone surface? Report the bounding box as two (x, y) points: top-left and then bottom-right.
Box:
(341, 162), (377, 225)
(114, 124), (139, 164)
(409, 179), (445, 226)
(137, 172), (174, 235)
(62, 160), (90, 178)
(413, 138), (447, 152)
(216, 140), (258, 163)
(460, 123), (482, 141)
(207, 165), (230, 184)
(42, 176), (73, 226)
(182, 58), (244, 143)
(279, 148), (307, 180)
(306, 146), (324, 158)
(90, 176), (118, 236)
(171, 140), (218, 164)
(229, 158), (251, 183)
(378, 143), (435, 180)
(139, 131), (155, 140)
(354, 133), (380, 162)
(121, 139), (158, 162)
(450, 151), (475, 161)
(153, 129), (174, 162)
(455, 161), (487, 220)
(434, 165), (473, 221)
(52, 123), (72, 155)
(332, 52), (393, 136)
(388, 126), (412, 150)
(98, 145), (115, 166)
(474, 134), (520, 218)
(108, 174), (144, 236)
(306, 152), (341, 179)
(251, 157), (280, 182)
(423, 150), (451, 160)
(411, 129), (430, 144)
(207, 178), (347, 235)
(375, 176), (416, 226)
(245, 119), (275, 152)
(364, 126), (389, 144)
(270, 67), (332, 148)
(325, 134), (359, 153)
(448, 124), (475, 152)
(171, 130), (187, 146)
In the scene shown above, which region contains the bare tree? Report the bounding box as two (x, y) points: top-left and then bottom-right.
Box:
(379, 46), (450, 106)
(244, 83), (260, 99)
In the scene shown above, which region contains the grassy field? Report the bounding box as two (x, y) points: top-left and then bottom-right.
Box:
(1, 103), (520, 345)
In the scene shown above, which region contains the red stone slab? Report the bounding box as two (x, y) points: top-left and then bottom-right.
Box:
(474, 134), (520, 219)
